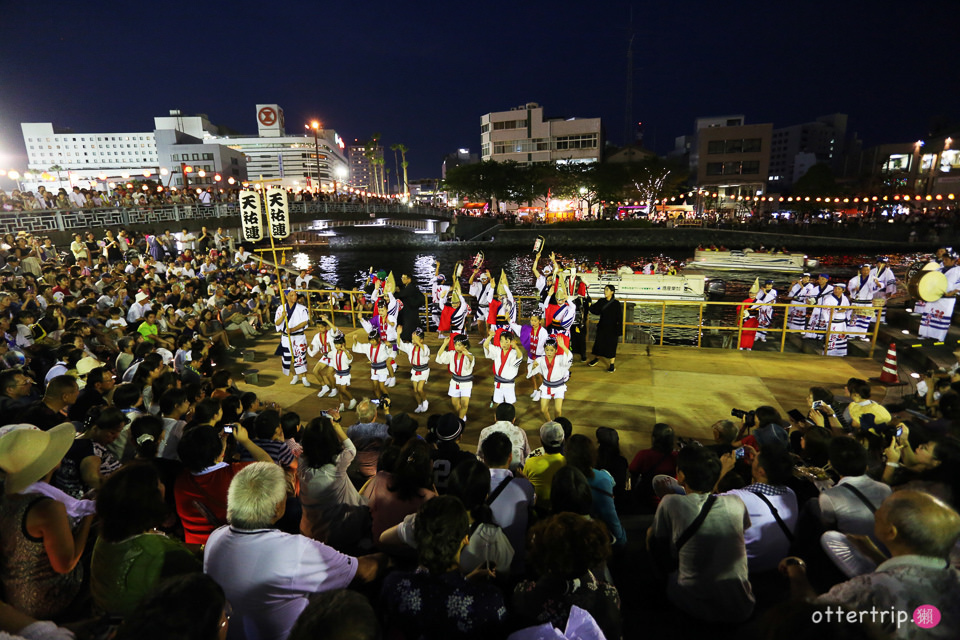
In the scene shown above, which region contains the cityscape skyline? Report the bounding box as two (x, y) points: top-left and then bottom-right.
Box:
(1, 0), (957, 182)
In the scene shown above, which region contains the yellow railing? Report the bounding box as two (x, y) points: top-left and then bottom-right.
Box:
(289, 290), (881, 356)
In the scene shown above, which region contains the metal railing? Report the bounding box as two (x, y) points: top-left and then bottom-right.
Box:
(0, 202), (452, 234)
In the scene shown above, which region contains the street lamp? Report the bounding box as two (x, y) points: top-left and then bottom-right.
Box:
(306, 121), (321, 193)
(335, 165), (347, 196)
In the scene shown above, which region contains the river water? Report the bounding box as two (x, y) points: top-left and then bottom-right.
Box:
(291, 246), (925, 346)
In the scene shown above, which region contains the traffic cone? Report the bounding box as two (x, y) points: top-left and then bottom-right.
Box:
(871, 343), (903, 386)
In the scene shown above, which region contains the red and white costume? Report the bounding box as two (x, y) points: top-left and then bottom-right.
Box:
(329, 349), (353, 386)
(352, 340), (391, 382)
(307, 328), (336, 366)
(483, 341), (523, 405)
(397, 336), (431, 382)
(530, 351), (573, 399)
(437, 349), (474, 398)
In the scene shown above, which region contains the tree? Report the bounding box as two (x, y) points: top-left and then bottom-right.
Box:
(391, 143), (410, 196)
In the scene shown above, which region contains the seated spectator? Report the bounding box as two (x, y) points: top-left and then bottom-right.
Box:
(157, 388), (190, 461)
(738, 406), (790, 452)
(847, 380), (891, 429)
(428, 413), (473, 492)
(564, 434), (626, 547)
(51, 406), (125, 498)
(91, 463), (201, 618)
(287, 590), (380, 640)
(594, 426), (629, 509)
(0, 369), (35, 414)
(782, 490), (960, 639)
(67, 365), (114, 422)
(630, 422), (678, 511)
(724, 445), (799, 573)
(347, 399), (390, 485)
(514, 513), (621, 639)
(523, 421), (567, 513)
(647, 446), (754, 623)
(0, 424), (92, 619)
(238, 409), (295, 470)
(298, 411), (369, 551)
(381, 458), (515, 575)
(174, 423), (273, 544)
(476, 402), (530, 472)
(281, 411), (302, 458)
(819, 437), (892, 537)
(362, 438), (437, 544)
(113, 573), (229, 640)
(381, 496), (508, 639)
(20, 375), (79, 431)
(204, 462), (384, 640)
(550, 465), (594, 517)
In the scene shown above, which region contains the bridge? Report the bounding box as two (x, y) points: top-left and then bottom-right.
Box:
(1, 201), (453, 239)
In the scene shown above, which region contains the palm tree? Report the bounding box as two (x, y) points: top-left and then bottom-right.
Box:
(367, 133), (383, 196)
(48, 164), (64, 187)
(391, 144), (410, 196)
(385, 167), (392, 196)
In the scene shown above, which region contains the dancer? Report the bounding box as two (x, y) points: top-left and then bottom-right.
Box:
(869, 256), (897, 324)
(436, 334), (474, 421)
(803, 274), (832, 340)
(847, 264), (878, 342)
(528, 336), (572, 422)
(468, 268), (494, 339)
(512, 312), (549, 401)
(330, 333), (356, 411)
(397, 327), (431, 413)
(821, 282), (851, 357)
(360, 298), (398, 388)
(919, 251), (960, 341)
(275, 289), (310, 387)
(307, 314), (338, 398)
(482, 329), (525, 408)
(431, 264), (450, 337)
(352, 329), (391, 399)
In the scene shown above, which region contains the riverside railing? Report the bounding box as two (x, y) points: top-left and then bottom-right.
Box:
(0, 202), (452, 234)
(290, 290), (881, 356)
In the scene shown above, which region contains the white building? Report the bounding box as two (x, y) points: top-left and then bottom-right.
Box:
(20, 104), (348, 193)
(205, 104), (349, 191)
(480, 102), (603, 165)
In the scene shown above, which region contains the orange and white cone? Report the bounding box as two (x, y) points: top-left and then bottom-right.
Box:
(872, 343), (901, 386)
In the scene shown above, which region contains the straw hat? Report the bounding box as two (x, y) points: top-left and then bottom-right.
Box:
(0, 423), (75, 494)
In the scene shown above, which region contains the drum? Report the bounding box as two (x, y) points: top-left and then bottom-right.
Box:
(908, 270), (948, 302)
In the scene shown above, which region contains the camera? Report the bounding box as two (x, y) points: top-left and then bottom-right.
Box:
(731, 408), (756, 428)
(223, 425), (234, 434)
(676, 436), (701, 450)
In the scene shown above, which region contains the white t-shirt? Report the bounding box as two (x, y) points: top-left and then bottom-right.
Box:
(727, 485), (798, 573)
(204, 527), (357, 640)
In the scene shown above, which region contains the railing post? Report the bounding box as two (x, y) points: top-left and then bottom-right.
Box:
(659, 301), (666, 346)
(697, 303), (704, 348)
(622, 301), (626, 343)
(869, 306), (882, 358)
(736, 305), (744, 350)
(779, 304), (789, 353)
(824, 307), (835, 356)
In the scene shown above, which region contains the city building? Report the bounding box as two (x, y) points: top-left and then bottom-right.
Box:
(480, 103), (603, 165)
(768, 113), (848, 190)
(204, 105), (348, 192)
(856, 133), (960, 197)
(691, 116), (772, 201)
(21, 115), (246, 192)
(442, 148), (479, 179)
(348, 143), (384, 192)
(20, 104), (349, 193)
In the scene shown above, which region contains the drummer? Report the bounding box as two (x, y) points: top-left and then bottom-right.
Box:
(918, 251), (960, 342)
(847, 264), (878, 342)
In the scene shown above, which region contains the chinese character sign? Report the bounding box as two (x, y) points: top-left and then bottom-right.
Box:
(266, 187), (290, 239)
(239, 190), (263, 242)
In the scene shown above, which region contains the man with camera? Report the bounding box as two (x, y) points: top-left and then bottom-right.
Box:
(346, 398), (391, 486)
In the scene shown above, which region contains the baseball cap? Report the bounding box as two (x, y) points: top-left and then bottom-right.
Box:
(540, 421), (564, 448)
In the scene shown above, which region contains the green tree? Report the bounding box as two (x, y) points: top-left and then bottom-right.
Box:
(391, 143), (410, 196)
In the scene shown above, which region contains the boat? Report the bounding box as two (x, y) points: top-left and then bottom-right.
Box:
(688, 249), (818, 273)
(579, 269), (725, 302)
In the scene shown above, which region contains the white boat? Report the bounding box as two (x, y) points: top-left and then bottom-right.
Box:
(689, 249), (817, 273)
(579, 270), (723, 302)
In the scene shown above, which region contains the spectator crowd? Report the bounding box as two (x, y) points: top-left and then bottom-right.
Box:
(0, 223), (956, 640)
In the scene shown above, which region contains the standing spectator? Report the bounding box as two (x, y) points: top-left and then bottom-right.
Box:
(362, 438), (437, 544)
(523, 421), (567, 513)
(564, 434), (627, 547)
(630, 422), (678, 511)
(647, 446), (755, 623)
(478, 431), (535, 573)
(476, 402), (530, 473)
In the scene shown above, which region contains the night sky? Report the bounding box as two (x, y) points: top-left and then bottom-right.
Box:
(1, 0), (956, 182)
